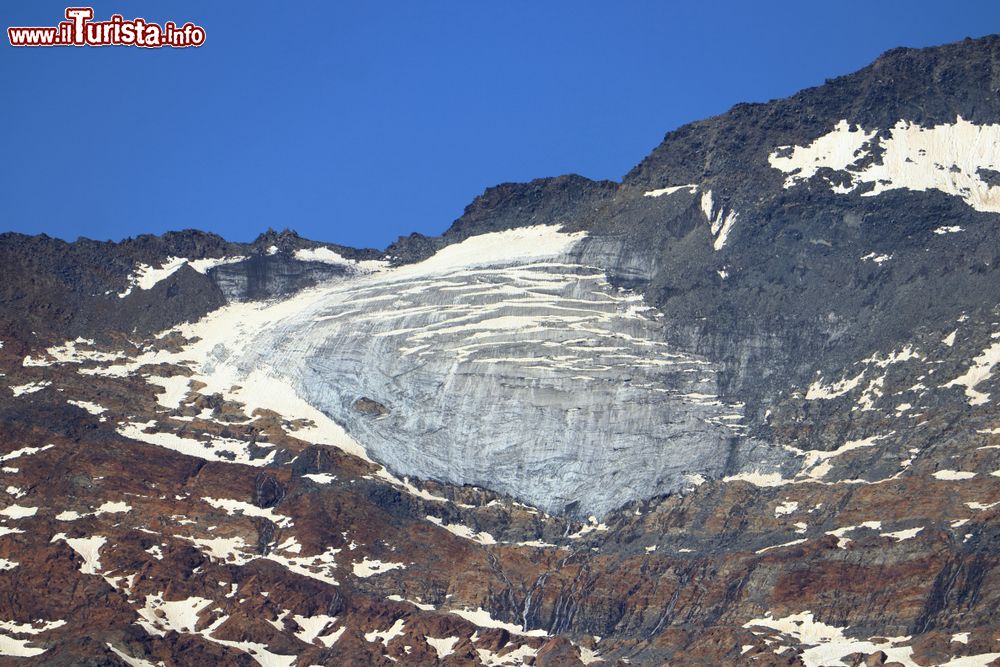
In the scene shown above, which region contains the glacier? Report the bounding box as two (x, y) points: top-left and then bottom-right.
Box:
(205, 226), (748, 515)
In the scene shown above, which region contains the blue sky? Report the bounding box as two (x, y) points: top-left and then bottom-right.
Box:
(2, 2), (998, 249)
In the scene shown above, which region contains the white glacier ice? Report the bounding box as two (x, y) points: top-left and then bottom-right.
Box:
(188, 225), (742, 515)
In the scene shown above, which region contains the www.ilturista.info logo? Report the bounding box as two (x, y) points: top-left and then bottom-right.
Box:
(8, 7), (205, 48)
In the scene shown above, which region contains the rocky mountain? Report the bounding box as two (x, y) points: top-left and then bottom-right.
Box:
(0, 35), (998, 666)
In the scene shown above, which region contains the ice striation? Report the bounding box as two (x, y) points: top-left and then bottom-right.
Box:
(207, 226), (745, 515)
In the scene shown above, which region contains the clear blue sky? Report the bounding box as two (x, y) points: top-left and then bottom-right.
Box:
(2, 2), (998, 249)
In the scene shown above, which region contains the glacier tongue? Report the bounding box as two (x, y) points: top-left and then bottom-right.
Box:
(214, 226), (741, 515)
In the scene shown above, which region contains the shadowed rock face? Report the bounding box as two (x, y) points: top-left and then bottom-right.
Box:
(210, 253), (352, 302)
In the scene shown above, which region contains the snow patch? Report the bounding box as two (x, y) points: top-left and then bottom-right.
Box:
(118, 421), (275, 467)
(387, 594), (435, 611)
(293, 247), (388, 273)
(10, 381), (51, 397)
(352, 557), (406, 578)
(23, 338), (124, 366)
(402, 225), (586, 276)
(364, 618), (406, 645)
(426, 636), (459, 659)
(292, 613), (341, 647)
(770, 117), (1000, 214)
(106, 644), (161, 667)
(805, 371), (865, 400)
(184, 535), (251, 563)
(450, 608), (548, 638)
(791, 435), (886, 480)
(825, 521), (882, 549)
(136, 594), (212, 634)
(0, 618), (66, 658)
(68, 399), (106, 415)
(302, 473), (336, 484)
(476, 644), (538, 665)
(425, 515), (497, 545)
(861, 252), (892, 264)
(202, 497), (292, 528)
(774, 500), (799, 517)
(881, 527), (923, 541)
(756, 538), (807, 554)
(744, 611), (916, 667)
(119, 256), (245, 297)
(517, 540), (558, 549)
(966, 501), (999, 511)
(942, 341), (1000, 405)
(932, 470), (976, 481)
(97, 501), (131, 514)
(577, 643), (603, 664)
(769, 120), (876, 188)
(700, 190), (738, 250)
(51, 534), (106, 574)
(146, 375), (191, 409)
(0, 504), (36, 519)
(723, 471), (793, 487)
(643, 184), (697, 198)
(567, 516), (609, 539)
